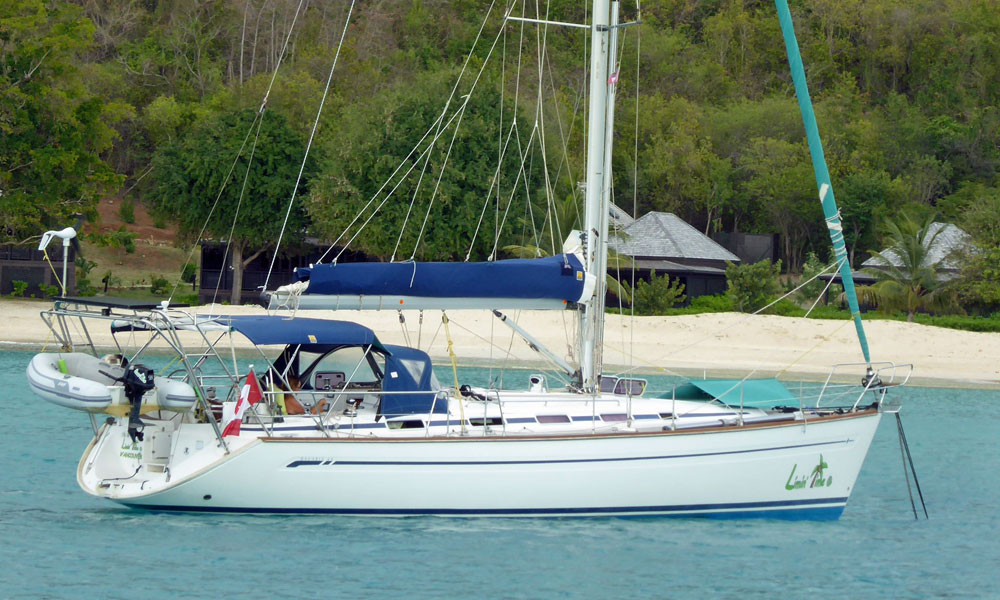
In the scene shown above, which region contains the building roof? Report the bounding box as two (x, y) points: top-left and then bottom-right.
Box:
(608, 203), (636, 229)
(610, 212), (740, 262)
(861, 222), (972, 272)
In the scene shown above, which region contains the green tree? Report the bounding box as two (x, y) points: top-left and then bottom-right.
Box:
(0, 1), (122, 241)
(838, 169), (892, 267)
(148, 108), (313, 303)
(740, 138), (818, 272)
(859, 213), (959, 321)
(726, 259), (782, 313)
(307, 71), (542, 262)
(951, 189), (1000, 313)
(625, 270), (686, 316)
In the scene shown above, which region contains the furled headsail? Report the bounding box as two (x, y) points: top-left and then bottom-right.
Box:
(262, 252), (596, 311)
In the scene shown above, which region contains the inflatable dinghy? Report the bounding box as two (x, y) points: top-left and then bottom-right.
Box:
(27, 353), (197, 414)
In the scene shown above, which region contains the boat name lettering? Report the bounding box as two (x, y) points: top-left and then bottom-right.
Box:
(785, 455), (832, 490)
(119, 438), (142, 461)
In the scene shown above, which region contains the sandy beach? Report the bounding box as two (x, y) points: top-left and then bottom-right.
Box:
(2, 298), (997, 388)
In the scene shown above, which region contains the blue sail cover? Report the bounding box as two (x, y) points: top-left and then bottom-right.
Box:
(295, 254), (587, 308)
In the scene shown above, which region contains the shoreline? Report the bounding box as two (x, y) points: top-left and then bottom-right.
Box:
(2, 298), (998, 390)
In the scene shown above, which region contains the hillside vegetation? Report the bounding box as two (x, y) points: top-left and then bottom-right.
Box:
(2, 0), (999, 311)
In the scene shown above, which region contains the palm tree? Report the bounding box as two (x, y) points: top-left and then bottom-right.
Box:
(858, 213), (959, 321)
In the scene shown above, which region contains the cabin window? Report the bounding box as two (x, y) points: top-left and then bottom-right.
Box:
(301, 346), (382, 389)
(468, 417), (503, 426)
(599, 376), (618, 393)
(387, 419), (425, 430)
(613, 378), (646, 396)
(537, 415), (571, 424)
(659, 412), (673, 419)
(601, 413), (627, 422)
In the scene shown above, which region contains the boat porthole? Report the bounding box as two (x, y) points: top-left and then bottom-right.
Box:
(203, 494), (212, 501)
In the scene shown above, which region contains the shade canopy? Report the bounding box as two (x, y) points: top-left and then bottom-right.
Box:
(671, 378), (796, 407)
(216, 315), (384, 351)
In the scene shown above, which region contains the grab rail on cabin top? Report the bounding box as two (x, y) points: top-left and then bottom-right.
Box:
(815, 362), (914, 411)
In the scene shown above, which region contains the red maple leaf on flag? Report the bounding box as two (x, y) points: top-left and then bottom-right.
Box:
(222, 367), (263, 437)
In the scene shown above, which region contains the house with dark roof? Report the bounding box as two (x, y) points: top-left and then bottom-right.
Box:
(609, 212), (740, 298)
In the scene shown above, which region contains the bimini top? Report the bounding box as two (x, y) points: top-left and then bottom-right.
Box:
(265, 253), (596, 311)
(213, 315), (386, 352)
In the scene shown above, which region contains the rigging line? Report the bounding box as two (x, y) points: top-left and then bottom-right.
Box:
(489, 123), (541, 259)
(409, 5), (509, 261)
(390, 120), (444, 262)
(392, 0), (501, 262)
(520, 126), (542, 253)
(211, 112), (268, 307)
(409, 101), (472, 260)
(897, 414), (918, 519)
(804, 260), (842, 317)
(167, 110), (263, 305)
(332, 105), (470, 262)
(534, 0), (557, 256)
(258, 0), (307, 113)
(653, 257), (844, 364)
(487, 0), (529, 260)
(333, 3), (509, 263)
(544, 47), (585, 244)
(170, 2), (306, 304)
(495, 6), (508, 261)
(318, 112), (444, 264)
(468, 119), (519, 259)
(629, 0), (642, 384)
(264, 0), (356, 291)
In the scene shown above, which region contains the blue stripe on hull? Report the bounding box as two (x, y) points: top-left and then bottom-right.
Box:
(119, 497), (848, 520)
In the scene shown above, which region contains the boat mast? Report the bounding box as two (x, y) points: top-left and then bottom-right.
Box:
(580, 0), (611, 392)
(580, 0), (615, 392)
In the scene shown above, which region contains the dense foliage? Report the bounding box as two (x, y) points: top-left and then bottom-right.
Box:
(626, 270), (687, 315)
(0, 0), (123, 240)
(5, 0), (1000, 313)
(147, 108), (313, 301)
(726, 259), (782, 313)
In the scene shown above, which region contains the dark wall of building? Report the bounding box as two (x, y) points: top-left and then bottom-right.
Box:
(677, 274), (728, 298)
(199, 243), (370, 304)
(611, 268), (728, 308)
(0, 246), (76, 297)
(712, 232), (777, 264)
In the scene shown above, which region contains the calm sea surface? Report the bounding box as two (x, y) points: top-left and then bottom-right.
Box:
(1, 348), (998, 599)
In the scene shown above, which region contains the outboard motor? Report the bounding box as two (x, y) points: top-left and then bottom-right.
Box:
(101, 364), (156, 442)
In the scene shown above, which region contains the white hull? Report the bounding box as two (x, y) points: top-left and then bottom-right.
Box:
(79, 411), (880, 519)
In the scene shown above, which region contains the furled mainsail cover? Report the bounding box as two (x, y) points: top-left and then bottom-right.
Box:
(296, 253), (589, 305)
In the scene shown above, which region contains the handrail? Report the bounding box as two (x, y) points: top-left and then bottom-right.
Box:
(816, 361), (913, 411)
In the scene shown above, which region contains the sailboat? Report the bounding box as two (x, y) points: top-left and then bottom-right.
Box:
(28, 0), (911, 518)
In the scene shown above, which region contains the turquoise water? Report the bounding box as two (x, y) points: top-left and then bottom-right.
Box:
(2, 348), (998, 599)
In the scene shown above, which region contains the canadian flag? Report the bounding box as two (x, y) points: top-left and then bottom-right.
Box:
(222, 367), (263, 437)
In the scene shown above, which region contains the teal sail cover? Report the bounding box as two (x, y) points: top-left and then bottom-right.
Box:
(774, 0), (871, 364)
(671, 378), (797, 407)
